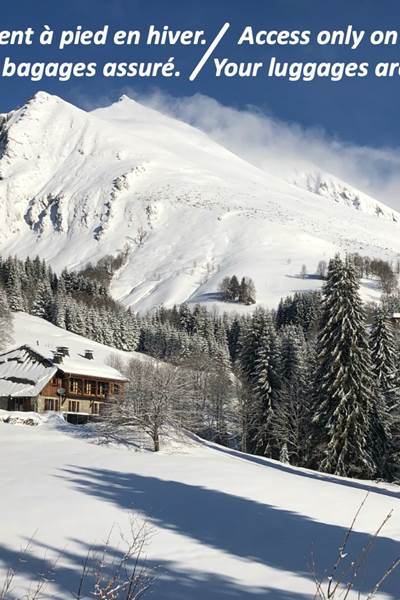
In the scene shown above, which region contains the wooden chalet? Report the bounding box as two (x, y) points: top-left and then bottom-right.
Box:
(0, 345), (128, 422)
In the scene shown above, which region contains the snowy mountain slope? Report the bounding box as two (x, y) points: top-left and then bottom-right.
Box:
(290, 168), (399, 222)
(0, 417), (398, 599)
(0, 91), (399, 312)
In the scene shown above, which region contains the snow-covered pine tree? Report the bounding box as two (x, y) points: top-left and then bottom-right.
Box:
(52, 279), (68, 328)
(227, 316), (242, 363)
(238, 277), (256, 305)
(239, 308), (267, 383)
(91, 307), (106, 344)
(110, 312), (123, 350)
(205, 345), (232, 445)
(369, 307), (398, 479)
(31, 281), (53, 319)
(192, 304), (206, 336)
(165, 327), (181, 361)
(313, 255), (376, 479)
(32, 256), (47, 281)
(218, 276), (232, 301)
(253, 342), (275, 456)
(279, 325), (308, 386)
(167, 327), (177, 360)
(0, 286), (12, 348)
(228, 275), (240, 302)
(369, 387), (393, 480)
(193, 304), (216, 349)
(6, 263), (25, 312)
(124, 309), (140, 351)
(273, 325), (314, 466)
(99, 307), (114, 346)
(214, 323), (228, 353)
(280, 442), (290, 464)
(238, 310), (264, 452)
(370, 307), (397, 397)
(84, 307), (96, 341)
(239, 308), (281, 457)
(238, 278), (247, 304)
(66, 301), (87, 337)
(179, 303), (194, 334)
(276, 297), (291, 328)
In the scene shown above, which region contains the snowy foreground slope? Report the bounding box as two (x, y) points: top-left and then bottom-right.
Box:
(0, 417), (399, 600)
(1, 319), (399, 598)
(1, 91), (400, 312)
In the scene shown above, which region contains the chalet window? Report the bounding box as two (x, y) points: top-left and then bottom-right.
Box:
(44, 398), (60, 411)
(85, 380), (97, 395)
(97, 382), (109, 396)
(51, 377), (61, 387)
(69, 378), (83, 394)
(113, 383), (120, 396)
(92, 402), (100, 415)
(68, 400), (80, 413)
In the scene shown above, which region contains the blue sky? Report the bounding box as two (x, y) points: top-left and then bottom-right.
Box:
(2, 0), (400, 149)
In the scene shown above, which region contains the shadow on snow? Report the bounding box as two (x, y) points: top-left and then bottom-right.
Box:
(53, 464), (400, 598)
(1, 456), (399, 598)
(0, 538), (306, 600)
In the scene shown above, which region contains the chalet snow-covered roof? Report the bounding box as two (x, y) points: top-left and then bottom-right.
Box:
(0, 344), (128, 398)
(0, 346), (57, 398)
(51, 355), (128, 382)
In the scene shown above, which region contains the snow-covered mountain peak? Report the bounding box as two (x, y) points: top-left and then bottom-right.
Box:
(1, 91), (400, 312)
(118, 93), (137, 104)
(1, 91), (86, 158)
(28, 89), (60, 105)
(6, 91), (81, 130)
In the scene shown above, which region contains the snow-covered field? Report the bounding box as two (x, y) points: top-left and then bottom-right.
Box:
(0, 91), (399, 313)
(0, 314), (399, 598)
(0, 415), (399, 600)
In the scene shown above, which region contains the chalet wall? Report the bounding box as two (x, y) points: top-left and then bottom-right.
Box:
(41, 377), (62, 397)
(1, 394), (106, 417)
(37, 394), (103, 415)
(2, 397), (37, 411)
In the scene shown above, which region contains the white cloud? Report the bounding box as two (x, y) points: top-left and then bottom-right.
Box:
(129, 89), (400, 211)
